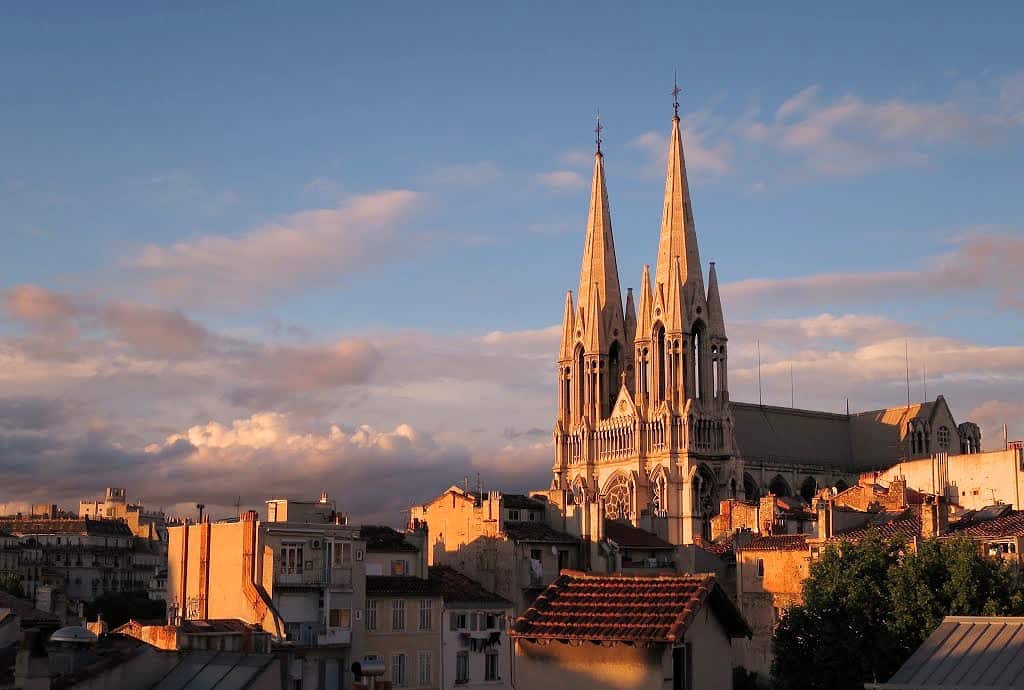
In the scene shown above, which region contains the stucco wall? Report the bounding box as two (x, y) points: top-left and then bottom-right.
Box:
(514, 639), (667, 690)
(880, 449), (1024, 510)
(364, 594), (442, 688)
(735, 548), (808, 678)
(684, 604), (736, 690)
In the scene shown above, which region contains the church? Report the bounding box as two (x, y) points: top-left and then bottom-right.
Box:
(550, 95), (983, 545)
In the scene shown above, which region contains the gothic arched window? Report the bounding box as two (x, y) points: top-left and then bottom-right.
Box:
(570, 476), (587, 505)
(799, 476), (817, 504)
(608, 341), (622, 414)
(575, 346), (585, 422)
(743, 473), (761, 501)
(937, 425), (950, 450)
(649, 467), (668, 517)
(603, 474), (633, 521)
(768, 474), (792, 498)
(654, 324), (666, 402)
(692, 324), (704, 400)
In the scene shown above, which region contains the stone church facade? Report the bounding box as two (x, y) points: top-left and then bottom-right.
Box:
(550, 102), (983, 546)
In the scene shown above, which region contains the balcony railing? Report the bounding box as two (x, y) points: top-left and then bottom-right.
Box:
(317, 628), (352, 646)
(275, 566), (353, 588)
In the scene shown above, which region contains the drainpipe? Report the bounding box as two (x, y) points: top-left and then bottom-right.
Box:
(179, 521), (190, 621)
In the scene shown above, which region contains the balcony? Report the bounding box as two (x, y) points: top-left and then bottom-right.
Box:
(275, 566), (353, 589)
(317, 628), (352, 646)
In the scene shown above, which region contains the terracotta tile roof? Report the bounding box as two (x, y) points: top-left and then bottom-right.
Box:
(359, 525), (419, 553)
(502, 494), (545, 510)
(179, 619), (263, 635)
(833, 511), (922, 543)
(429, 566), (511, 606)
(0, 591), (59, 624)
(502, 521), (578, 544)
(0, 517), (132, 537)
(949, 510), (1024, 538)
(511, 571), (750, 643)
(604, 520), (675, 550)
(366, 575), (443, 598)
(698, 534), (735, 558)
(738, 534), (808, 552)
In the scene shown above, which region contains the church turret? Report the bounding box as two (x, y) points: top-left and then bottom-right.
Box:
(634, 264), (654, 405)
(706, 261), (729, 402)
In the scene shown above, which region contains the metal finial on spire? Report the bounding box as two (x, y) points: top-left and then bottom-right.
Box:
(671, 70), (681, 118)
(594, 110), (603, 154)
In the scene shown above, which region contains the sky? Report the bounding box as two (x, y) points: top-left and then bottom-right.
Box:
(1, 2), (1023, 524)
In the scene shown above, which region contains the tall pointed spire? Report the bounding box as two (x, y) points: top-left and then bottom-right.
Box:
(706, 262), (726, 336)
(559, 290), (576, 360)
(576, 143), (625, 352)
(624, 288), (636, 349)
(636, 264), (653, 337)
(654, 84), (703, 300)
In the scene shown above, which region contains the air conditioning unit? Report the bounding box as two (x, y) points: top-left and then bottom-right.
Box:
(311, 539), (322, 549)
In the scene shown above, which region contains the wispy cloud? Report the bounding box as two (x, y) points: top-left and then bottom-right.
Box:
(125, 190), (425, 307)
(533, 170), (586, 192)
(741, 79), (1022, 176)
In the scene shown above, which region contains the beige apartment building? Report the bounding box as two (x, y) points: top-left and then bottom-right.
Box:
(410, 487), (580, 614)
(166, 493), (366, 690)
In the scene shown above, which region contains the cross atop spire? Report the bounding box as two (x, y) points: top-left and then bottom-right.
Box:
(594, 110), (603, 155)
(671, 71), (681, 119)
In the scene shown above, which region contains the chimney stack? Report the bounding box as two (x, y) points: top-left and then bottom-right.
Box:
(921, 494), (948, 539)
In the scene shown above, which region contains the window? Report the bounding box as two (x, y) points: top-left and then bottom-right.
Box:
(756, 559), (765, 578)
(485, 651), (499, 681)
(456, 651), (469, 684)
(366, 599), (377, 631)
(330, 541), (351, 567)
(450, 612), (467, 630)
(528, 511), (536, 521)
(280, 544), (303, 574)
(486, 614), (497, 629)
(417, 651), (431, 687)
(392, 599), (406, 631)
(938, 426), (950, 449)
(329, 608), (351, 628)
(530, 548), (542, 561)
(391, 653), (406, 687)
(508, 510), (521, 521)
(418, 600), (432, 630)
(391, 559), (408, 576)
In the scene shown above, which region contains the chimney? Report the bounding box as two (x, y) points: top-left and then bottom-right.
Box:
(816, 499), (832, 541)
(921, 495), (948, 539)
(319, 491), (329, 504)
(759, 494), (777, 535)
(889, 477), (908, 510)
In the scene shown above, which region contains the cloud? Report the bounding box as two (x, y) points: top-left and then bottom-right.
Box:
(630, 118), (732, 176)
(126, 190), (424, 306)
(5, 284), (77, 323)
(741, 82), (1019, 176)
(533, 170), (586, 192)
(722, 232), (1024, 314)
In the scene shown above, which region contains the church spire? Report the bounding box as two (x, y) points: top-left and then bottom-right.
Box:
(654, 84), (703, 300)
(576, 141), (625, 352)
(706, 262), (726, 336)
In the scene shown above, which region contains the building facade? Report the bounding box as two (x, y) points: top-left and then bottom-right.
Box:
(166, 495), (366, 690)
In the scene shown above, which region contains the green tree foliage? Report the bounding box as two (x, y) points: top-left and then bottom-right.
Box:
(83, 591), (166, 630)
(772, 534), (1024, 690)
(0, 572), (25, 598)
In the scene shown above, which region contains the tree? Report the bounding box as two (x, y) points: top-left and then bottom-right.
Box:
(772, 534), (1024, 690)
(0, 572), (25, 598)
(83, 591), (166, 630)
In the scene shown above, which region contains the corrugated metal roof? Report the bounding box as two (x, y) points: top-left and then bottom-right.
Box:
(871, 616), (1024, 689)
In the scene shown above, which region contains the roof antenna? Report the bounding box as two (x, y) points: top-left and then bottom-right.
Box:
(790, 363), (795, 409)
(594, 110), (603, 155)
(671, 70), (682, 119)
(756, 337), (763, 406)
(905, 340), (911, 408)
(922, 360), (928, 402)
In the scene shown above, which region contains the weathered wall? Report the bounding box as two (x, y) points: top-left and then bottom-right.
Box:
(514, 639), (667, 690)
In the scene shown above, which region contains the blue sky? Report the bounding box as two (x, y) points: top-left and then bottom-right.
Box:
(1, 3), (1022, 520)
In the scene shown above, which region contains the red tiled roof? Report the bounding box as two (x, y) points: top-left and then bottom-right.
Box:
(430, 565), (511, 606)
(698, 534), (735, 558)
(738, 534), (808, 552)
(359, 525), (419, 553)
(604, 520), (674, 550)
(502, 521), (578, 544)
(511, 571), (750, 642)
(833, 511), (922, 543)
(0, 517), (132, 537)
(949, 510), (1024, 538)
